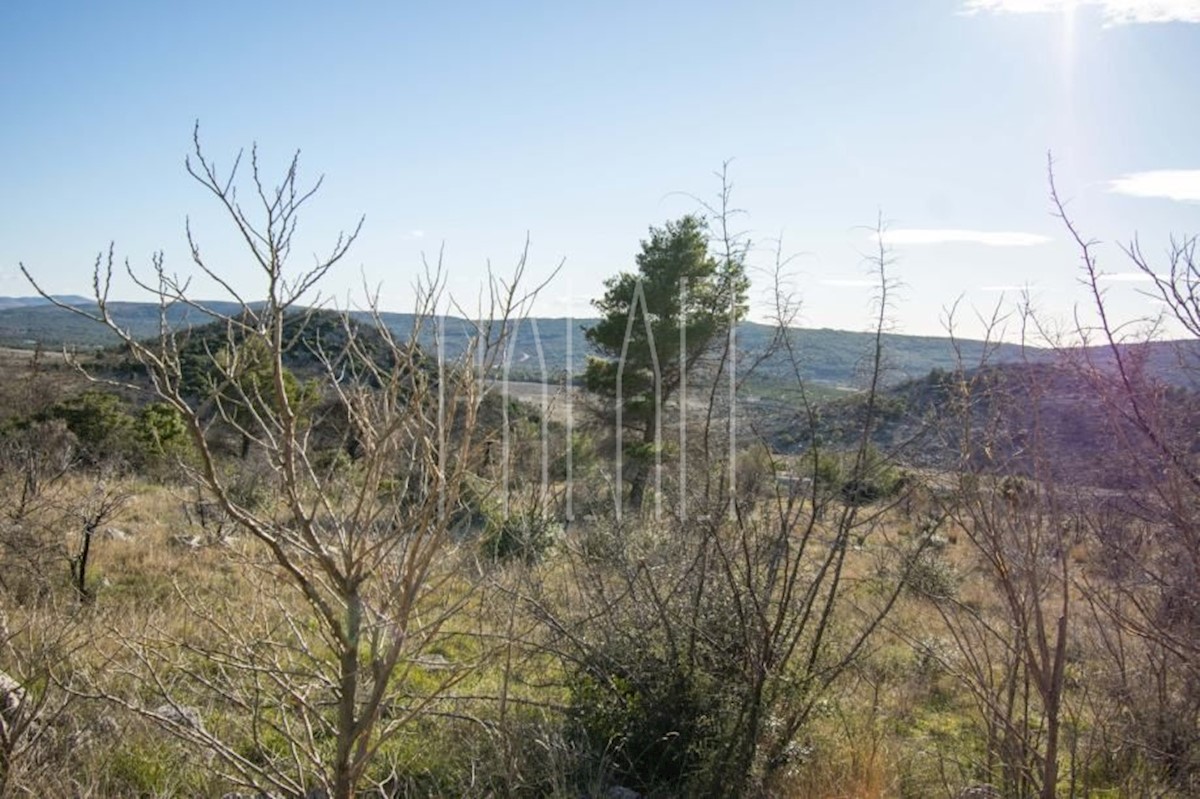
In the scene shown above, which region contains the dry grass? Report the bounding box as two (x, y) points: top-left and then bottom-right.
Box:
(0, 471), (1191, 797)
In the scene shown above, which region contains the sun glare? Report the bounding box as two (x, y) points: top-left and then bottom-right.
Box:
(1061, 0), (1078, 86)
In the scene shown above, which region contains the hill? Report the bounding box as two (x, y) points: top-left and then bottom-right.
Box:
(770, 356), (1200, 490)
(4, 296), (1197, 395)
(0, 294), (91, 310)
(0, 300), (244, 349)
(0, 297), (1035, 389)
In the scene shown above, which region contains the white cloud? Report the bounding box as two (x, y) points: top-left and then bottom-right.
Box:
(876, 229), (1052, 247)
(820, 278), (878, 288)
(1108, 170), (1200, 201)
(962, 0), (1200, 24)
(1097, 272), (1158, 282)
(405, 229), (426, 240)
(979, 284), (1033, 292)
(537, 294), (599, 316)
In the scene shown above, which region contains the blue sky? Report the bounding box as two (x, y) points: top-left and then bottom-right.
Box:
(2, 0), (1198, 340)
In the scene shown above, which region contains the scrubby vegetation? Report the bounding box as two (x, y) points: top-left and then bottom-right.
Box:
(1, 141), (1198, 799)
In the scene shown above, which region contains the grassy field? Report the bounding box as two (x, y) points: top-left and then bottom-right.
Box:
(0, 329), (1195, 798)
(0, 467), (1186, 797)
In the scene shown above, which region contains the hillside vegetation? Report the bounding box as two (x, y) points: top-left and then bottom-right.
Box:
(0, 300), (1039, 390)
(2, 142), (1198, 799)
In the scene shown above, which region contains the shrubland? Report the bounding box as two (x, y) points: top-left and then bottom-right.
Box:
(0, 143), (1195, 799)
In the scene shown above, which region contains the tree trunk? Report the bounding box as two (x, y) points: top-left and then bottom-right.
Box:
(332, 589), (363, 799)
(1042, 704), (1061, 799)
(1040, 613), (1069, 799)
(626, 425), (655, 512)
(72, 525), (95, 601)
(628, 469), (647, 511)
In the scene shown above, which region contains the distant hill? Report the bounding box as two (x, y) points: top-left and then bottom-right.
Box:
(0, 294), (91, 310)
(766, 356), (1200, 489)
(1, 297), (1196, 393)
(81, 306), (404, 390)
(0, 300), (245, 349)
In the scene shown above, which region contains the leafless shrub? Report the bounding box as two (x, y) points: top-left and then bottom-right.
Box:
(22, 128), (553, 799)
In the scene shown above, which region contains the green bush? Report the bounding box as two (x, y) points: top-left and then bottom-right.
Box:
(556, 532), (755, 796)
(482, 510), (560, 564)
(47, 390), (136, 467)
(902, 547), (958, 600)
(133, 401), (193, 473)
(7, 391), (191, 477)
(811, 447), (905, 507)
(568, 651), (729, 795)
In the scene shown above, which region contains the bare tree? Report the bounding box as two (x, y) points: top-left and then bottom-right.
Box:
(517, 215), (938, 797)
(65, 479), (131, 603)
(1048, 162), (1200, 793)
(22, 127), (551, 798)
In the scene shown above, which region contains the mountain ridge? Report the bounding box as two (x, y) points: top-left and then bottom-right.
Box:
(0, 296), (1194, 391)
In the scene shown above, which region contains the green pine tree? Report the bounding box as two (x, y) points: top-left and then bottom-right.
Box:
(583, 214), (749, 509)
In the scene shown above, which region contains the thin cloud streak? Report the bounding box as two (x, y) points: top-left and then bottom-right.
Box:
(1097, 272), (1159, 282)
(820, 278), (877, 288)
(962, 0), (1200, 24)
(1109, 170), (1200, 202)
(877, 229), (1052, 247)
